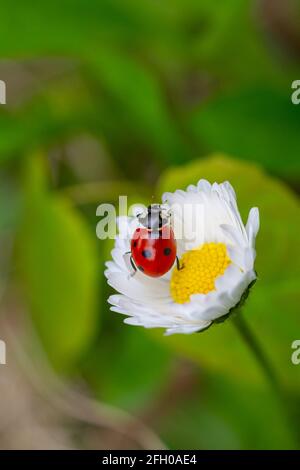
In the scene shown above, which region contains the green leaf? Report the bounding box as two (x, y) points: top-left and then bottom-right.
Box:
(88, 49), (190, 165)
(0, 1), (163, 56)
(0, 177), (20, 231)
(84, 327), (172, 411)
(0, 75), (95, 164)
(204, 373), (297, 449)
(190, 87), (300, 178)
(160, 373), (296, 449)
(155, 155), (300, 389)
(17, 154), (99, 370)
(185, 0), (291, 86)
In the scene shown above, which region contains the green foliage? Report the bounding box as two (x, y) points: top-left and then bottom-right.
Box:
(185, 0), (292, 86)
(159, 373), (296, 449)
(16, 154), (99, 370)
(0, 1), (155, 56)
(84, 327), (172, 411)
(89, 50), (189, 165)
(190, 88), (300, 178)
(0, 75), (96, 163)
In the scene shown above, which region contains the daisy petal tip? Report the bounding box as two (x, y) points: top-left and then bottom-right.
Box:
(196, 179), (211, 193)
(162, 192), (172, 204)
(246, 207), (260, 246)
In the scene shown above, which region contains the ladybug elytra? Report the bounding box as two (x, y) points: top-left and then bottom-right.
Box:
(127, 204), (181, 278)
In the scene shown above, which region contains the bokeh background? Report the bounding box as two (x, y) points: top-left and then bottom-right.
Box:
(0, 0), (300, 449)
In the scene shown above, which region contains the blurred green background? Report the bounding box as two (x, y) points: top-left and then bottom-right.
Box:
(0, 0), (300, 450)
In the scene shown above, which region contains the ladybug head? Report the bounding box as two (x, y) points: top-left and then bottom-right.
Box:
(137, 204), (170, 230)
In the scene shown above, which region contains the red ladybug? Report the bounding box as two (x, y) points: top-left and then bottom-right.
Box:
(128, 204), (181, 278)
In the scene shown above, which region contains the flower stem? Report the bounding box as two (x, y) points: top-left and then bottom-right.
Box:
(232, 313), (281, 393)
(232, 313), (299, 446)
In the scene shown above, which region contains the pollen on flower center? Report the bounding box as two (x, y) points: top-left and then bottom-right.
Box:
(170, 243), (231, 304)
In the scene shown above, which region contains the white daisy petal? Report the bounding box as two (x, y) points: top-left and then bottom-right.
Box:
(220, 224), (247, 248)
(187, 184), (197, 192)
(229, 270), (256, 306)
(106, 272), (170, 301)
(197, 179), (211, 193)
(246, 207), (260, 248)
(164, 322), (211, 336)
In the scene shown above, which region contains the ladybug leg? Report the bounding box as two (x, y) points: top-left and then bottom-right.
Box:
(129, 255), (137, 277)
(123, 251), (137, 277)
(176, 256), (184, 271)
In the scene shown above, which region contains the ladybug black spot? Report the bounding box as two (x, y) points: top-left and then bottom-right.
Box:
(164, 247), (172, 256)
(142, 249), (152, 258)
(138, 265), (144, 272)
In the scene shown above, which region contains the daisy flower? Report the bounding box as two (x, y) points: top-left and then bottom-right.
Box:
(105, 179), (259, 335)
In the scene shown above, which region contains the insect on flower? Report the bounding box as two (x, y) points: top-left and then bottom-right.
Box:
(126, 204), (182, 277)
(105, 179), (259, 335)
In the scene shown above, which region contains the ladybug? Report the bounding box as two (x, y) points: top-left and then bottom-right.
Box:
(127, 204), (181, 278)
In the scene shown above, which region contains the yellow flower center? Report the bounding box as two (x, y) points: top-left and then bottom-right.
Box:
(170, 242), (231, 304)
